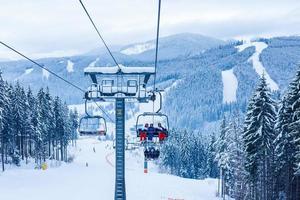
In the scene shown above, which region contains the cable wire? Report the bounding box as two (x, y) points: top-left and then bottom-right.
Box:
(79, 0), (121, 70)
(0, 41), (114, 123)
(152, 0), (162, 113)
(153, 0), (161, 91)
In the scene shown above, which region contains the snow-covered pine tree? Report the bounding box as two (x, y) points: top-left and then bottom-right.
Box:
(243, 75), (277, 200)
(3, 84), (15, 165)
(215, 117), (230, 198)
(0, 72), (8, 171)
(26, 87), (36, 157)
(45, 87), (55, 159)
(284, 68), (300, 199)
(226, 113), (248, 200)
(206, 132), (219, 178)
(69, 109), (79, 147)
(11, 82), (28, 163)
(274, 96), (295, 199)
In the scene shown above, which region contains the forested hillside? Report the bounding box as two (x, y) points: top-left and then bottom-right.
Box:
(0, 73), (78, 171)
(1, 34), (300, 131)
(161, 68), (300, 199)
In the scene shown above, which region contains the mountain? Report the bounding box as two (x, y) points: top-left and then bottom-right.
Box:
(1, 33), (300, 130)
(0, 33), (225, 103)
(119, 33), (226, 61)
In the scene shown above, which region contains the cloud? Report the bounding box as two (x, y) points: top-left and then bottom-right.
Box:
(0, 0), (300, 59)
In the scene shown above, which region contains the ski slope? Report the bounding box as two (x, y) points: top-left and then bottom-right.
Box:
(236, 41), (279, 91)
(249, 42), (279, 91)
(42, 68), (50, 79)
(66, 60), (74, 72)
(121, 42), (155, 55)
(222, 69), (238, 104)
(0, 137), (218, 200)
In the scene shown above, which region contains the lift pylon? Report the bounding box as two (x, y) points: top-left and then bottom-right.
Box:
(84, 65), (155, 200)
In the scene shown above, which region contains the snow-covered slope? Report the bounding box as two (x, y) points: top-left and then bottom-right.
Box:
(248, 42), (279, 91)
(120, 33), (226, 61)
(1, 34), (300, 130)
(236, 41), (279, 91)
(0, 137), (218, 200)
(42, 68), (50, 79)
(121, 42), (155, 55)
(66, 60), (74, 72)
(88, 57), (100, 67)
(222, 69), (238, 103)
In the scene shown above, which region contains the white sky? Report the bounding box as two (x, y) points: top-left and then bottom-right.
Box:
(1, 0), (300, 60)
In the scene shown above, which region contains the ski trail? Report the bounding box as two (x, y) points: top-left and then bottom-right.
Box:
(66, 60), (74, 72)
(236, 41), (279, 91)
(14, 68), (34, 81)
(42, 68), (50, 79)
(222, 69), (238, 103)
(106, 151), (186, 200)
(88, 58), (100, 67)
(248, 42), (279, 91)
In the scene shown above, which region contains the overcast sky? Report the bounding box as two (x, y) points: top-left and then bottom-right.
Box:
(1, 0), (300, 60)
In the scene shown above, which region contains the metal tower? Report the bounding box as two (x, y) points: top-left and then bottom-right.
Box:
(84, 65), (155, 200)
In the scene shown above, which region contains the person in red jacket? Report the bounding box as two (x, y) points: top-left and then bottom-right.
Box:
(157, 123), (167, 142)
(140, 123), (148, 142)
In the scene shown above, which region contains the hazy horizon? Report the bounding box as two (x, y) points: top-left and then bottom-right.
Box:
(1, 0), (300, 60)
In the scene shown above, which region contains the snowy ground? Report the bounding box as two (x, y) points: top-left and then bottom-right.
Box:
(0, 137), (218, 200)
(221, 69), (238, 104)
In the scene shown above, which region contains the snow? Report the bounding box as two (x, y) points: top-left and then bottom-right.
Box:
(235, 40), (252, 52)
(0, 137), (218, 200)
(84, 64), (155, 74)
(14, 68), (34, 81)
(236, 41), (279, 91)
(42, 68), (50, 79)
(121, 43), (155, 55)
(66, 60), (74, 72)
(248, 42), (279, 91)
(222, 69), (238, 104)
(25, 68), (34, 75)
(88, 58), (100, 67)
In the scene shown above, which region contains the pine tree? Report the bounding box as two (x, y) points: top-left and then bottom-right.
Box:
(69, 109), (79, 146)
(206, 133), (218, 178)
(0, 73), (8, 171)
(284, 68), (300, 199)
(227, 114), (248, 200)
(215, 117), (230, 198)
(243, 75), (277, 200)
(12, 82), (27, 163)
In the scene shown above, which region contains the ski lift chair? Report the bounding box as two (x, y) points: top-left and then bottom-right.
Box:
(136, 112), (169, 142)
(79, 115), (107, 136)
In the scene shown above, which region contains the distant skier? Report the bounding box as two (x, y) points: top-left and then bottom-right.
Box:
(86, 162), (89, 167)
(93, 147), (96, 153)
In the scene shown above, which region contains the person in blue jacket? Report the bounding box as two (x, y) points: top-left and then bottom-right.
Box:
(147, 123), (155, 141)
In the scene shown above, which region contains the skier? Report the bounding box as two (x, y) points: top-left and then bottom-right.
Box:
(93, 147), (96, 153)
